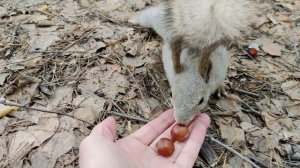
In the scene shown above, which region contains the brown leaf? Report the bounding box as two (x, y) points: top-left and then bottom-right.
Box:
(134, 98), (160, 119)
(281, 80), (300, 100)
(47, 86), (73, 110)
(97, 0), (125, 13)
(261, 40), (282, 56)
(252, 134), (279, 153)
(74, 107), (96, 123)
(270, 99), (285, 115)
(6, 76), (40, 104)
(127, 0), (146, 10)
(216, 97), (242, 113)
(0, 138), (7, 163)
(6, 131), (39, 167)
(262, 111), (282, 133)
(219, 123), (245, 144)
(29, 34), (59, 50)
(30, 132), (76, 168)
(122, 56), (155, 68)
(0, 73), (9, 85)
(72, 95), (105, 113)
(0, 6), (7, 17)
(285, 100), (300, 117)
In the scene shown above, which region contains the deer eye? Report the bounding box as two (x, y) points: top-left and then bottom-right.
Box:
(198, 97), (204, 105)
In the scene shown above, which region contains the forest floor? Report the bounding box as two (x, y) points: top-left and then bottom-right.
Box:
(0, 0), (300, 167)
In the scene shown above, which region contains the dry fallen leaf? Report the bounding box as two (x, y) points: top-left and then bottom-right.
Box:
(123, 56), (155, 68)
(261, 40), (282, 56)
(270, 99), (285, 115)
(134, 98), (160, 119)
(29, 34), (59, 51)
(0, 105), (17, 118)
(262, 111), (282, 133)
(30, 132), (76, 168)
(74, 107), (96, 123)
(6, 131), (40, 167)
(0, 73), (9, 85)
(216, 97), (242, 113)
(0, 138), (7, 163)
(219, 123), (245, 144)
(228, 155), (252, 168)
(0, 6), (7, 17)
(97, 0), (125, 13)
(252, 134), (279, 153)
(281, 80), (300, 100)
(285, 101), (300, 117)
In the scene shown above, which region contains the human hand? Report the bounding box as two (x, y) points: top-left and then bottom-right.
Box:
(79, 109), (210, 168)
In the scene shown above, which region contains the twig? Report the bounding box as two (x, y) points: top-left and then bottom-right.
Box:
(237, 45), (258, 62)
(32, 50), (87, 54)
(0, 99), (94, 126)
(96, 11), (122, 26)
(234, 89), (260, 98)
(148, 70), (172, 107)
(206, 135), (261, 168)
(239, 100), (261, 116)
(39, 28), (97, 76)
(291, 34), (300, 65)
(5, 24), (20, 58)
(100, 52), (151, 110)
(64, 28), (96, 50)
(107, 111), (149, 123)
(109, 100), (149, 123)
(113, 54), (151, 111)
(284, 160), (300, 167)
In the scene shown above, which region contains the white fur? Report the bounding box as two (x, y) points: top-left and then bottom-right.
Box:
(171, 0), (256, 47)
(163, 43), (230, 124)
(129, 1), (250, 124)
(129, 4), (171, 40)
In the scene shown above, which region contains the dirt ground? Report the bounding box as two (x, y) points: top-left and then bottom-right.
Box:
(0, 0), (300, 167)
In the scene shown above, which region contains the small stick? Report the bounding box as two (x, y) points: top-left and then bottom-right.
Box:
(32, 50), (87, 54)
(113, 54), (151, 111)
(109, 100), (149, 123)
(96, 11), (123, 26)
(206, 135), (261, 168)
(239, 100), (261, 116)
(0, 99), (94, 126)
(291, 34), (300, 65)
(148, 70), (172, 107)
(234, 89), (260, 98)
(200, 140), (219, 166)
(64, 28), (96, 50)
(107, 111), (149, 123)
(237, 45), (258, 62)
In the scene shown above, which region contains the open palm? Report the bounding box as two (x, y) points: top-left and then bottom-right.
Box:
(79, 109), (210, 168)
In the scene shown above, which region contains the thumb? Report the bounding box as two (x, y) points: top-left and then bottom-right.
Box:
(90, 116), (117, 141)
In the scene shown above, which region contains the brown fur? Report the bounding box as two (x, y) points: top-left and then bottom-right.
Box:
(170, 37), (183, 73)
(199, 53), (212, 83)
(199, 39), (228, 82)
(171, 36), (228, 79)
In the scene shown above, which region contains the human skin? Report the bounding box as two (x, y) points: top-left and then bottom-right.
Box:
(79, 109), (210, 168)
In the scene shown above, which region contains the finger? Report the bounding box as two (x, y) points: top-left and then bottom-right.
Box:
(129, 109), (175, 145)
(176, 113), (210, 167)
(90, 116), (117, 141)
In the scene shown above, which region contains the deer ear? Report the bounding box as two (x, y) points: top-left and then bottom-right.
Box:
(199, 56), (212, 83)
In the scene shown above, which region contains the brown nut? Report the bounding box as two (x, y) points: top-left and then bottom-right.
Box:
(156, 138), (175, 157)
(171, 124), (189, 142)
(247, 48), (257, 56)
